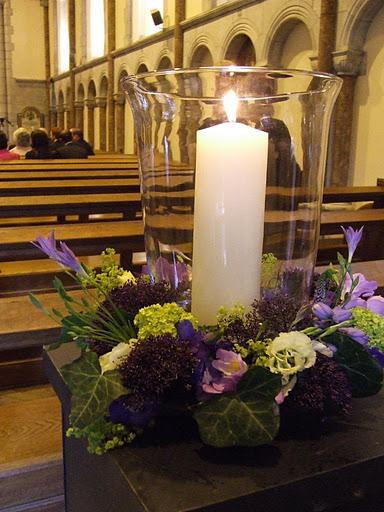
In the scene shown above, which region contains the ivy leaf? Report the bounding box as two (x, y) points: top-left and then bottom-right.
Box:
(193, 367), (280, 447)
(62, 351), (126, 429)
(324, 332), (383, 397)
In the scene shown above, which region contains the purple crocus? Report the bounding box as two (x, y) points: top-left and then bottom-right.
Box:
(32, 231), (87, 277)
(341, 226), (364, 262)
(366, 296), (384, 316)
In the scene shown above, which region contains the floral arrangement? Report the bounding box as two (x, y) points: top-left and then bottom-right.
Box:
(31, 227), (383, 454)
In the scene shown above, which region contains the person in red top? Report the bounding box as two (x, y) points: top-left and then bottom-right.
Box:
(0, 132), (20, 160)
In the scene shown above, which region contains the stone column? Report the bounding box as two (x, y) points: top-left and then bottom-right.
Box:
(114, 92), (125, 154)
(86, 99), (95, 147)
(96, 97), (107, 151)
(57, 106), (65, 129)
(74, 100), (84, 131)
(317, 0), (337, 73)
(174, 0), (185, 68)
(0, 0), (8, 125)
(107, 0), (116, 151)
(68, 0), (76, 127)
(331, 50), (363, 186)
(40, 0), (51, 132)
(64, 105), (70, 129)
(50, 107), (58, 129)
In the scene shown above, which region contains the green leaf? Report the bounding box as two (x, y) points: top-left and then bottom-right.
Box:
(193, 367), (280, 447)
(324, 332), (383, 397)
(62, 351), (126, 429)
(29, 293), (49, 314)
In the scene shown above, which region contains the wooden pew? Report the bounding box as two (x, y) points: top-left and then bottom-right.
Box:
(0, 169), (139, 181)
(0, 178), (140, 196)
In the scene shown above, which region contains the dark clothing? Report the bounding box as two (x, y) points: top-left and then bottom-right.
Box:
(56, 142), (89, 159)
(75, 139), (94, 156)
(25, 147), (59, 159)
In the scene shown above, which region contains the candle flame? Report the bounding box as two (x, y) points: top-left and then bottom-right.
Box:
(223, 90), (238, 123)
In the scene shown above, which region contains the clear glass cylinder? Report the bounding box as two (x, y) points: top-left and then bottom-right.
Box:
(122, 67), (341, 322)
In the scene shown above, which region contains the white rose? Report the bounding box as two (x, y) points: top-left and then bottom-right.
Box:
(99, 340), (136, 374)
(267, 331), (317, 376)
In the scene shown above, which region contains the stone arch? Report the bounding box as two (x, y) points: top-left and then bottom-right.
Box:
(115, 68), (130, 154)
(99, 75), (108, 97)
(267, 18), (313, 68)
(157, 55), (173, 70)
(136, 63), (149, 74)
(190, 45), (214, 67)
(77, 83), (85, 101)
(339, 0), (384, 51)
(224, 33), (256, 66)
(187, 34), (215, 66)
(262, 4), (317, 65)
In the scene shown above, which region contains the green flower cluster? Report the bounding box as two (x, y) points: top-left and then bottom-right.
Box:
(352, 307), (384, 351)
(134, 302), (198, 339)
(217, 303), (246, 331)
(67, 418), (136, 455)
(90, 248), (135, 297)
(261, 253), (279, 288)
(234, 339), (269, 367)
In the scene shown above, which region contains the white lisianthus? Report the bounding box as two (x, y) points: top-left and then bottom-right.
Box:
(99, 340), (136, 374)
(118, 271), (136, 286)
(267, 331), (316, 376)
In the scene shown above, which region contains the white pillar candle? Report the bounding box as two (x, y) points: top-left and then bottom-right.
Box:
(191, 92), (268, 325)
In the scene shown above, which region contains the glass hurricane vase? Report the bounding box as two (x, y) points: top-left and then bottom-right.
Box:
(122, 67), (341, 324)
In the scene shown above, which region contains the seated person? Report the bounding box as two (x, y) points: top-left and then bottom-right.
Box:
(25, 130), (59, 159)
(10, 127), (32, 157)
(0, 132), (20, 160)
(70, 128), (94, 155)
(55, 130), (88, 159)
(50, 126), (63, 151)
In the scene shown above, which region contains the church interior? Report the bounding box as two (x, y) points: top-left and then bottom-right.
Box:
(0, 1), (384, 511)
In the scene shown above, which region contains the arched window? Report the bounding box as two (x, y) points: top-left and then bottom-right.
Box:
(57, 0), (69, 73)
(132, 0), (163, 42)
(87, 0), (105, 59)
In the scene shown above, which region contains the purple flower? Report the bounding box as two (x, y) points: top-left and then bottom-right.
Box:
(368, 347), (384, 367)
(313, 302), (333, 320)
(343, 272), (377, 300)
(142, 256), (189, 288)
(109, 396), (159, 427)
(332, 306), (352, 323)
(201, 349), (247, 395)
(339, 327), (369, 346)
(341, 226), (364, 262)
(32, 231), (87, 277)
(366, 296), (384, 316)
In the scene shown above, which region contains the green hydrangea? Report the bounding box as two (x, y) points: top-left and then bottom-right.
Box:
(217, 303), (246, 330)
(234, 339), (270, 367)
(90, 248), (136, 297)
(352, 307), (384, 351)
(134, 302), (198, 339)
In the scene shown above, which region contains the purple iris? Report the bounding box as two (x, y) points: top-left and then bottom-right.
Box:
(366, 296), (384, 316)
(32, 231), (87, 277)
(341, 226), (364, 262)
(339, 327), (369, 346)
(142, 256), (189, 288)
(312, 302), (352, 325)
(343, 272), (377, 300)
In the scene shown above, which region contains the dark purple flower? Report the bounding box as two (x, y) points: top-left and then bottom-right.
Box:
(341, 225), (364, 262)
(32, 231), (87, 277)
(368, 347), (384, 367)
(109, 396), (159, 427)
(176, 320), (210, 361)
(339, 327), (369, 346)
